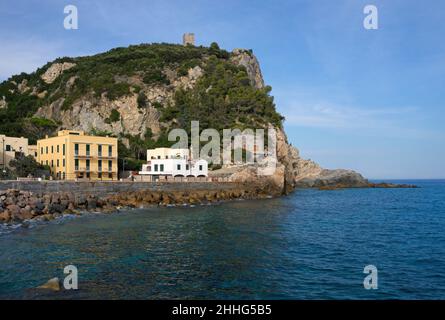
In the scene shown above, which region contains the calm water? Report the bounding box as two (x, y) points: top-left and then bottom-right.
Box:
(1, 180), (445, 299)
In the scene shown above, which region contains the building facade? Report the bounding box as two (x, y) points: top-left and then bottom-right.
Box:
(37, 130), (118, 180)
(139, 147), (208, 178)
(28, 145), (38, 159)
(0, 134), (30, 169)
(147, 147), (190, 160)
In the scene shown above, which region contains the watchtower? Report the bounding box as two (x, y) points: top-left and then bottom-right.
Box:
(183, 33), (195, 46)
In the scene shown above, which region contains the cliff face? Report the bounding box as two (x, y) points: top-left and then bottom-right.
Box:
(0, 43), (367, 193)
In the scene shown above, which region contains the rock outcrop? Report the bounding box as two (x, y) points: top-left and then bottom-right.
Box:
(231, 49), (265, 89)
(35, 63), (205, 139)
(274, 127), (368, 189)
(0, 96), (6, 109)
(37, 278), (60, 291)
(41, 62), (76, 84)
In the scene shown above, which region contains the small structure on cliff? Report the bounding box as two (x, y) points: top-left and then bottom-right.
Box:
(183, 33), (195, 46)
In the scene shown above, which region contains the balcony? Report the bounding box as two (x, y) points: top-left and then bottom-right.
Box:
(74, 152), (91, 159)
(74, 152), (116, 159)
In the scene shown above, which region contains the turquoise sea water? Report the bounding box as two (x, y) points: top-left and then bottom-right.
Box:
(0, 180), (444, 299)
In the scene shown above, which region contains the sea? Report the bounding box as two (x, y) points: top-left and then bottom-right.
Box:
(0, 180), (444, 299)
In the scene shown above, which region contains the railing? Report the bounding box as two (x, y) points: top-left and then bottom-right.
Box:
(74, 152), (116, 159)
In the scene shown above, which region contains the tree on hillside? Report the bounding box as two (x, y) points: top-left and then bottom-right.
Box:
(9, 155), (47, 178)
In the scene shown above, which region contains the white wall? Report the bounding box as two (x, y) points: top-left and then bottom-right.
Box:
(146, 148), (189, 160)
(139, 158), (208, 177)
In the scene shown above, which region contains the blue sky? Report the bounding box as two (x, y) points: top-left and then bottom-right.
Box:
(1, 0), (444, 179)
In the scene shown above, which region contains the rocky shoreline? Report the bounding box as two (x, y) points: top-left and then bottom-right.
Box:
(0, 185), (277, 224)
(0, 179), (418, 224)
(317, 182), (419, 190)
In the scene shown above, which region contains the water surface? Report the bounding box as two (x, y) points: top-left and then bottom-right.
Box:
(1, 180), (444, 299)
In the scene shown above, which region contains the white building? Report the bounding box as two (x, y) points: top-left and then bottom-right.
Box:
(139, 147), (208, 178)
(1, 134), (31, 169)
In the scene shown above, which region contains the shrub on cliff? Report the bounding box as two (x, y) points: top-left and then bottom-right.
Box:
(9, 155), (47, 178)
(161, 56), (283, 132)
(105, 109), (121, 124)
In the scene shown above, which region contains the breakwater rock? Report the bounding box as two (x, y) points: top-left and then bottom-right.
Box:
(0, 183), (277, 224)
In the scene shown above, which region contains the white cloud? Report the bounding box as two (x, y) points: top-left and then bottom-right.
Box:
(283, 101), (418, 130)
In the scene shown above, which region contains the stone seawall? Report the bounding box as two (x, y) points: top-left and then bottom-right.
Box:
(0, 180), (278, 224)
(0, 180), (239, 197)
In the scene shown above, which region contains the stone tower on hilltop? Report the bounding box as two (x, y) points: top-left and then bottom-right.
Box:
(183, 33), (195, 46)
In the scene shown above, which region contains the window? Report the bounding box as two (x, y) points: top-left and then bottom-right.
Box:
(86, 172), (90, 179)
(165, 156), (169, 159)
(98, 172), (102, 179)
(108, 173), (112, 179)
(5, 145), (11, 151)
(160, 164), (164, 172)
(46, 146), (48, 154)
(75, 159), (79, 170)
(108, 160), (112, 172)
(157, 156), (161, 159)
(177, 164), (181, 170)
(41, 147), (43, 154)
(86, 159), (90, 171)
(57, 159), (59, 167)
(46, 160), (48, 165)
(108, 145), (112, 157)
(51, 146), (54, 153)
(74, 144), (79, 155)
(51, 160), (54, 167)
(62, 172), (65, 180)
(147, 166), (151, 172)
(34, 152), (37, 157)
(199, 165), (203, 171)
(98, 160), (102, 171)
(63, 159), (65, 167)
(186, 164), (189, 170)
(98, 145), (102, 156)
(63, 144), (65, 156)
(57, 145), (59, 153)
(154, 164), (158, 172)
(86, 144), (90, 156)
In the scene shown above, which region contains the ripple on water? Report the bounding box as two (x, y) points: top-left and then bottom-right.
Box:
(0, 180), (444, 299)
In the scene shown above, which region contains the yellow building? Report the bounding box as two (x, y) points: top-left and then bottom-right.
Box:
(37, 130), (118, 180)
(0, 134), (30, 169)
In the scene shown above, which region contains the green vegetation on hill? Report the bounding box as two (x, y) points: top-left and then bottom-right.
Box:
(161, 55), (283, 133)
(0, 42), (284, 166)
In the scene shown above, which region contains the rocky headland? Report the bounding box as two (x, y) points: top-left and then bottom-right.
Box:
(0, 42), (382, 195)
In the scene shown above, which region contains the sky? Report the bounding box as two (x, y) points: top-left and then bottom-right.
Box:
(0, 0), (444, 179)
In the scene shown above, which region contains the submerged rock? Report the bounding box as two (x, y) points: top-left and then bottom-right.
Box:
(37, 277), (60, 291)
